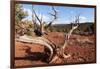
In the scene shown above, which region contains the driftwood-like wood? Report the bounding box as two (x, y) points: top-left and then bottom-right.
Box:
(16, 35), (56, 62)
(16, 22), (79, 63)
(15, 8), (80, 63)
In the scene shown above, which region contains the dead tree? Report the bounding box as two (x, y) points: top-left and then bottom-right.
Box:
(16, 8), (80, 63)
(49, 24), (79, 63)
(16, 22), (79, 63)
(32, 5), (57, 36)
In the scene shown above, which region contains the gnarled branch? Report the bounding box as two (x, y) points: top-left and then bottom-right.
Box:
(16, 35), (56, 62)
(46, 6), (58, 29)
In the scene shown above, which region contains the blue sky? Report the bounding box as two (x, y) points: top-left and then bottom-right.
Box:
(19, 4), (95, 24)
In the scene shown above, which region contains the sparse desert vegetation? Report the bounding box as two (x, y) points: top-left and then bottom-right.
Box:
(13, 3), (96, 67)
(15, 32), (95, 67)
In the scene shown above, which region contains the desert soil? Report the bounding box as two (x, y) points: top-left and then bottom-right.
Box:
(14, 32), (96, 67)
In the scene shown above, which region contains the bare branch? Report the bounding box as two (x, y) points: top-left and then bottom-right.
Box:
(67, 24), (79, 40)
(40, 13), (43, 24)
(74, 13), (80, 24)
(66, 14), (80, 40)
(32, 5), (42, 25)
(61, 14), (80, 52)
(16, 35), (56, 62)
(32, 5), (46, 35)
(32, 5), (38, 29)
(46, 6), (58, 28)
(51, 6), (57, 20)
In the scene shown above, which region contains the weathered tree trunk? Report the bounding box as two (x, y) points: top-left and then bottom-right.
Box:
(16, 35), (56, 62)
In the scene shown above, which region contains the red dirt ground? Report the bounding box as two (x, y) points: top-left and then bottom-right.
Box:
(14, 32), (96, 67)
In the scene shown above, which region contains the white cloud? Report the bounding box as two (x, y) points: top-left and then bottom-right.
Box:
(22, 8), (50, 23)
(80, 16), (86, 20)
(22, 8), (32, 21)
(38, 14), (50, 22)
(79, 16), (87, 23)
(53, 18), (70, 24)
(22, 8), (88, 24)
(23, 8), (32, 16)
(51, 16), (88, 24)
